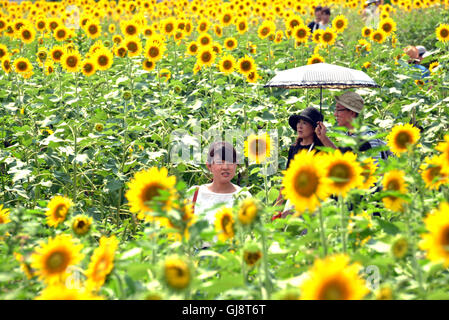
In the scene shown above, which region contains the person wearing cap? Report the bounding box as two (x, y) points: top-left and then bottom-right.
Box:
(404, 45), (430, 79)
(315, 91), (392, 163)
(273, 107), (325, 220)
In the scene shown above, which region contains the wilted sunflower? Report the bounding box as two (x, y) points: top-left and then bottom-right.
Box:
(93, 47), (113, 71)
(382, 170), (407, 212)
(0, 204), (11, 224)
(332, 15), (348, 33)
(436, 23), (449, 43)
(322, 150), (363, 197)
(238, 198), (259, 225)
(300, 254), (369, 300)
(214, 207), (235, 242)
(50, 46), (64, 63)
(71, 215), (93, 236)
(360, 158), (378, 190)
(244, 133), (271, 163)
(371, 29), (387, 44)
(53, 26), (69, 42)
(379, 17), (396, 35)
(386, 123), (420, 156)
(224, 37), (238, 50)
(420, 202), (449, 267)
(391, 237), (409, 259)
(307, 53), (325, 65)
(81, 59), (96, 76)
(142, 58), (155, 71)
(243, 242), (262, 267)
(124, 36), (142, 57)
(420, 155), (448, 190)
(197, 32), (213, 47)
(282, 150), (328, 214)
(45, 195), (74, 227)
(84, 21), (101, 39)
(19, 24), (36, 44)
(61, 49), (81, 73)
(125, 167), (177, 222)
(320, 29), (337, 46)
(196, 46), (216, 68)
(36, 283), (103, 300)
(292, 24), (310, 44)
(86, 236), (118, 290)
(218, 54), (236, 74)
(31, 234), (84, 284)
(361, 26), (373, 38)
(162, 256), (192, 290)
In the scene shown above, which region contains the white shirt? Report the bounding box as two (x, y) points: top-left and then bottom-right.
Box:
(319, 23), (330, 30)
(190, 183), (252, 225)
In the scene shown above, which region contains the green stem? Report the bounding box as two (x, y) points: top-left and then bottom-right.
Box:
(339, 195), (347, 254)
(318, 205), (328, 257)
(260, 226), (271, 299)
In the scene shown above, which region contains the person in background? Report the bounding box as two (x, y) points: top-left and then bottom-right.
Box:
(404, 45), (430, 79)
(308, 6), (323, 33)
(318, 7), (331, 30)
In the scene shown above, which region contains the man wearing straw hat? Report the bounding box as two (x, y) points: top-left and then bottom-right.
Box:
(315, 91), (392, 162)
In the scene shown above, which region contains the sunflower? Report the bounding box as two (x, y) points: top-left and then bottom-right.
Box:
(213, 24), (223, 37)
(220, 10), (233, 26)
(144, 40), (165, 61)
(120, 20), (140, 37)
(0, 18), (7, 32)
(238, 54), (257, 76)
(237, 198), (259, 226)
(257, 20), (275, 39)
(159, 68), (171, 82)
(320, 29), (337, 46)
(436, 134), (449, 174)
(196, 46), (216, 68)
(391, 237), (409, 259)
(312, 29), (324, 44)
(211, 42), (222, 55)
(14, 252), (34, 279)
(274, 30), (283, 43)
(81, 58), (96, 77)
(0, 44), (8, 60)
(61, 49), (81, 73)
(45, 195), (74, 227)
(300, 254), (369, 300)
(371, 29), (387, 44)
(93, 47), (113, 71)
(186, 41), (199, 56)
(386, 123), (420, 156)
(36, 283), (103, 300)
(142, 58), (155, 71)
(19, 24), (36, 44)
(196, 18), (210, 33)
(53, 25), (69, 42)
(361, 26), (373, 38)
(197, 32), (213, 47)
(84, 20), (101, 39)
(382, 170), (408, 212)
(124, 36), (142, 57)
(360, 158), (378, 190)
(71, 215), (93, 236)
(244, 133), (271, 163)
(125, 167), (177, 222)
(307, 53), (325, 65)
(429, 61), (439, 73)
(292, 24), (310, 44)
(44, 62), (54, 76)
(356, 39), (372, 54)
(436, 24), (449, 43)
(332, 15), (348, 33)
(214, 207), (235, 242)
(285, 15), (304, 31)
(114, 45), (127, 58)
(379, 17), (396, 35)
(161, 17), (176, 36)
(243, 243), (262, 267)
(376, 287), (393, 300)
(420, 155), (448, 190)
(322, 150), (363, 197)
(282, 150), (328, 214)
(13, 57), (33, 74)
(246, 70), (260, 83)
(31, 234), (84, 284)
(0, 204), (11, 224)
(224, 37), (238, 50)
(420, 202), (449, 268)
(108, 24), (116, 34)
(85, 236), (118, 290)
(235, 18), (248, 35)
(112, 35), (123, 45)
(162, 256), (192, 290)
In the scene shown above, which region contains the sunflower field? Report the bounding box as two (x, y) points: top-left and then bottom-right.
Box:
(1, 0), (449, 301)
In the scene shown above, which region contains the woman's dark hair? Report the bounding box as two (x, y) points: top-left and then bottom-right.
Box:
(321, 7), (331, 15)
(315, 5), (323, 12)
(207, 141), (238, 164)
(294, 133), (324, 148)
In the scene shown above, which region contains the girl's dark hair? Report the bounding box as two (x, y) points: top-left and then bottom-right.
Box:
(315, 6), (323, 12)
(207, 141), (238, 164)
(322, 7), (331, 15)
(294, 134), (324, 148)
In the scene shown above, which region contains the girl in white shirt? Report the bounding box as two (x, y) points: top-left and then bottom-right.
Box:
(190, 141), (251, 226)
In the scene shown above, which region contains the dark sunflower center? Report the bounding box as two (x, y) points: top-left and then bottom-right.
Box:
(323, 33), (332, 42)
(17, 61), (28, 71)
(57, 30), (66, 38)
(0, 21), (5, 29)
(441, 226), (449, 246)
(201, 37), (210, 45)
(294, 169), (319, 197)
(261, 27), (269, 36)
(118, 48), (126, 57)
(239, 23), (245, 30)
(50, 22), (58, 30)
(165, 23), (174, 33)
(88, 25), (98, 34)
(190, 44), (198, 52)
(76, 220), (86, 229)
(387, 179), (400, 191)
(336, 20), (344, 28)
(440, 28), (449, 38)
(290, 20), (299, 29)
(319, 279), (348, 300)
(374, 33), (382, 41)
(145, 60), (153, 68)
(224, 15), (231, 23)
(143, 184), (164, 204)
(199, 23), (206, 31)
(46, 251), (68, 273)
(67, 56), (77, 67)
(53, 204), (67, 218)
(201, 52), (212, 63)
(4, 60), (10, 69)
(98, 55), (109, 66)
(245, 252), (261, 265)
(149, 47), (159, 57)
(221, 215), (231, 233)
(296, 29), (306, 38)
(84, 63), (93, 72)
(127, 42), (138, 52)
(329, 163), (351, 186)
(0, 49), (5, 58)
(126, 25), (136, 35)
(395, 131), (412, 148)
(241, 60), (251, 71)
(227, 40), (234, 48)
(223, 60), (232, 70)
(382, 23), (392, 33)
(22, 30), (31, 39)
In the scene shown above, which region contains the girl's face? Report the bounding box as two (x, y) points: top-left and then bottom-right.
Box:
(297, 119), (314, 139)
(207, 158), (237, 184)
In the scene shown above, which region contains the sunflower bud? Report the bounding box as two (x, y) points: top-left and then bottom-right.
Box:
(123, 91), (132, 100)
